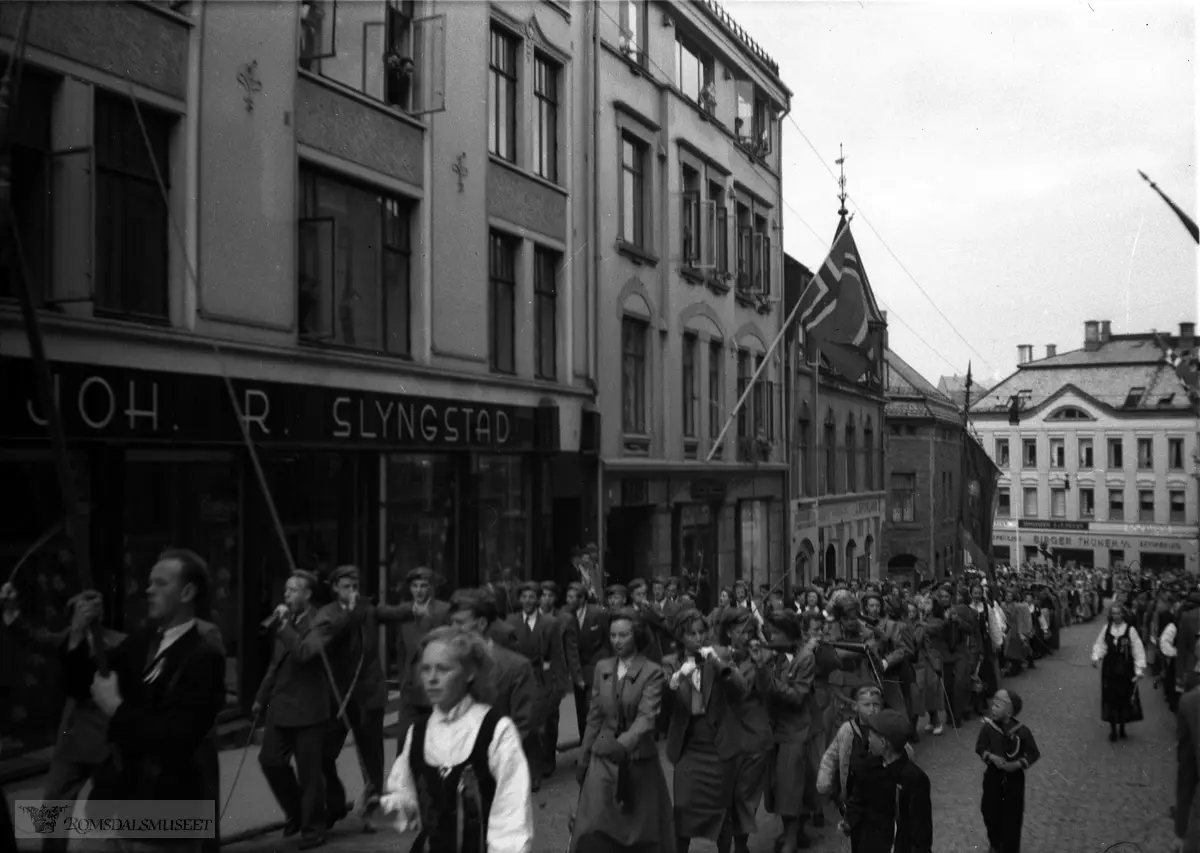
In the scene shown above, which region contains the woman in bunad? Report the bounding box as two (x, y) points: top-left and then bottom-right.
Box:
(758, 610), (818, 853)
(381, 626), (534, 853)
(1090, 602), (1147, 742)
(906, 601), (943, 739)
(569, 607), (674, 853)
(661, 607), (742, 853)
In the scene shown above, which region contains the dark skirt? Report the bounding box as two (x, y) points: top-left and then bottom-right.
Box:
(981, 765), (1025, 853)
(1101, 656), (1143, 725)
(672, 718), (733, 840)
(729, 749), (769, 834)
(765, 741), (807, 819)
(570, 755), (675, 853)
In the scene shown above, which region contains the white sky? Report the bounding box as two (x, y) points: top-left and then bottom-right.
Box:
(726, 0), (1197, 389)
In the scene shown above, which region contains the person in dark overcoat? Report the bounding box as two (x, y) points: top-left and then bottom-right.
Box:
(506, 580), (557, 790)
(844, 710), (932, 853)
(565, 581), (610, 745)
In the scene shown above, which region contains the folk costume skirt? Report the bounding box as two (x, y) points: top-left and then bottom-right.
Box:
(1101, 650), (1143, 726)
(765, 739), (809, 819)
(672, 716), (733, 841)
(570, 754), (674, 853)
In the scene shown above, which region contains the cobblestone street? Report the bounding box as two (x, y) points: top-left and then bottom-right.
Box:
(223, 620), (1180, 853)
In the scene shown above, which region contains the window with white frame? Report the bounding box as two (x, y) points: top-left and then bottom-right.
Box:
(533, 246), (558, 380)
(488, 230), (518, 374)
(533, 54), (559, 182)
(489, 26), (518, 162)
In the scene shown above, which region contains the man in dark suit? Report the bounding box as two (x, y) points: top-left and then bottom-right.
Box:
(67, 548), (226, 853)
(507, 580), (556, 790)
(254, 569), (336, 850)
(449, 588), (535, 740)
(383, 566), (450, 745)
(1175, 684), (1200, 853)
(1177, 596), (1200, 695)
(563, 582), (609, 745)
(309, 565), (386, 832)
(537, 580), (577, 778)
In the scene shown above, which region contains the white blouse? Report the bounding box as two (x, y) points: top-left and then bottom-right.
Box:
(1090, 622), (1147, 678)
(382, 696), (533, 853)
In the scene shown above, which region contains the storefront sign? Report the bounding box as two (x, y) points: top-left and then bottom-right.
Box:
(992, 529), (1193, 554)
(1017, 519), (1089, 532)
(0, 356), (538, 451)
(690, 479), (728, 501)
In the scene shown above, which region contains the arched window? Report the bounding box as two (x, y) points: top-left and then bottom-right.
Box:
(864, 417), (875, 490)
(846, 539), (857, 579)
(797, 402), (811, 497)
(824, 409), (836, 495)
(1046, 406), (1094, 421)
(845, 413), (857, 493)
(824, 543), (837, 580)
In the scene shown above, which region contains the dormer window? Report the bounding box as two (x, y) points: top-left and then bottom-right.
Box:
(1123, 387), (1146, 408)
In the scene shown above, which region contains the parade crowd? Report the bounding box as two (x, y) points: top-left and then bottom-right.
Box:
(2, 550), (1198, 853)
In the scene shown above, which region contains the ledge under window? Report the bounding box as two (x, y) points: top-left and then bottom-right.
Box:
(617, 240), (659, 267)
(623, 434), (651, 454)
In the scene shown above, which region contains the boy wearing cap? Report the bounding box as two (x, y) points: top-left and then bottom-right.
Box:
(844, 708), (932, 853)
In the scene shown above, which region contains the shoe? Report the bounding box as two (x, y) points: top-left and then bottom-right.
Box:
(282, 819), (301, 838)
(924, 723), (934, 733)
(1108, 731), (1118, 742)
(1119, 728), (1127, 739)
(326, 805), (349, 830)
(298, 832), (326, 850)
(932, 725), (944, 736)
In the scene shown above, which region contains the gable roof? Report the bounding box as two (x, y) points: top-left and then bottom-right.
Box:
(885, 348), (961, 424)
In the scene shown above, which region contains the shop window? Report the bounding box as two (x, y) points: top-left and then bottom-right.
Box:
(299, 166), (413, 355)
(674, 503), (716, 609)
(533, 246), (559, 380)
(995, 438), (1009, 468)
(475, 455), (529, 588)
(533, 53), (559, 182)
(385, 453), (458, 593)
(1023, 486), (1037, 518)
(737, 499), (770, 590)
(1108, 488), (1124, 521)
(1169, 437), (1185, 470)
(997, 487), (1010, 518)
(1139, 489), (1155, 522)
(94, 90), (173, 321)
(1107, 437), (1123, 469)
(1078, 437), (1093, 469)
(890, 473), (915, 522)
(0, 66), (55, 305)
(489, 26), (518, 162)
(1079, 487), (1094, 518)
(1137, 438), (1154, 470)
(1170, 490), (1186, 523)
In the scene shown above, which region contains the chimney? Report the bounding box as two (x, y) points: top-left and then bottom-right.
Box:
(1100, 320), (1112, 343)
(1046, 344), (1057, 359)
(1084, 320), (1100, 352)
(1181, 322), (1195, 350)
(1017, 344), (1033, 365)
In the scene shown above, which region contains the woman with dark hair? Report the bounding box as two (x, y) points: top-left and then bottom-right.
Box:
(382, 626), (533, 853)
(1091, 603), (1147, 742)
(569, 608), (673, 853)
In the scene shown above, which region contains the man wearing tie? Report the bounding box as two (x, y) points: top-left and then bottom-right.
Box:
(507, 580), (555, 791)
(384, 566), (450, 745)
(254, 570), (333, 850)
(562, 582), (610, 748)
(65, 548), (226, 853)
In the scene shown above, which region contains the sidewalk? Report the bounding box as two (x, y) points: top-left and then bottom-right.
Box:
(6, 695), (581, 849)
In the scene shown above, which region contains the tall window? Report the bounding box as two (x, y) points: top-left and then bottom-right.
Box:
(736, 350), (751, 440)
(1022, 487), (1037, 517)
(95, 91), (172, 320)
(823, 410), (836, 495)
(1138, 489), (1155, 522)
(1078, 437), (1093, 469)
(0, 68), (55, 303)
(621, 317), (647, 433)
(709, 181), (728, 274)
(1108, 488), (1124, 521)
(1049, 438), (1065, 468)
(1169, 437), (1185, 470)
(620, 133), (647, 248)
(890, 473), (915, 522)
(675, 35), (711, 105)
(753, 214), (771, 294)
(1137, 437), (1154, 470)
(681, 165), (701, 265)
(619, 0), (645, 64)
(1079, 487), (1095, 517)
(995, 438), (1009, 468)
(752, 355), (765, 438)
(797, 405), (811, 497)
(533, 55), (558, 182)
(299, 166), (413, 355)
(708, 340), (722, 440)
(998, 487), (1011, 517)
(488, 27), (517, 162)
(1021, 438), (1037, 468)
(845, 415), (857, 492)
(533, 247), (558, 380)
(682, 334), (697, 437)
(1107, 437), (1123, 469)
(488, 231), (517, 373)
(736, 202), (752, 290)
(1171, 490), (1186, 523)
(863, 418), (874, 490)
(1050, 487), (1067, 518)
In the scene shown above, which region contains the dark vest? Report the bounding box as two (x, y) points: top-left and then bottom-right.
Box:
(409, 706), (501, 853)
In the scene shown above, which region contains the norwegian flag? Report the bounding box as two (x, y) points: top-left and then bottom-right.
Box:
(795, 218), (885, 381)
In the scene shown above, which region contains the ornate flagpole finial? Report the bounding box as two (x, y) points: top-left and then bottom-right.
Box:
(835, 143), (848, 218)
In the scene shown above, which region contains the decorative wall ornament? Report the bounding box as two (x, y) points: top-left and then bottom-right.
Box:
(452, 152), (469, 192)
(236, 60), (262, 111)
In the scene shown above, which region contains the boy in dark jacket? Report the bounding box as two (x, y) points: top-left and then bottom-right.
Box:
(843, 709), (933, 853)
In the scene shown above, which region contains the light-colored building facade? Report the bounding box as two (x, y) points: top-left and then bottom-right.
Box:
(592, 0), (791, 602)
(784, 253), (888, 586)
(972, 321), (1200, 573)
(0, 0), (595, 731)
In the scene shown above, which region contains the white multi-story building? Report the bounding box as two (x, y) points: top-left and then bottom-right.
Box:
(971, 321), (1199, 573)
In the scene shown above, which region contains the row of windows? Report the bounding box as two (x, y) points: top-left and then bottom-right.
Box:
(796, 410), (880, 497)
(997, 487), (1189, 524)
(995, 436), (1188, 471)
(489, 25), (560, 182)
(886, 471), (956, 523)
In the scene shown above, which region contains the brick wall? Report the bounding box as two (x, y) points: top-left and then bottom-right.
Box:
(882, 423), (964, 578)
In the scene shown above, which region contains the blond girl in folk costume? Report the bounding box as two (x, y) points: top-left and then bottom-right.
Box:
(1091, 602), (1147, 742)
(382, 626), (533, 853)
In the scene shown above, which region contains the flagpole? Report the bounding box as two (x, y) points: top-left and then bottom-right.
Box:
(812, 344), (821, 584)
(707, 216), (854, 463)
(956, 364), (973, 578)
(1138, 170), (1199, 243)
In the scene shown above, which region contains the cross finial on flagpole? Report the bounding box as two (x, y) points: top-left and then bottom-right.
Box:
(836, 143), (849, 218)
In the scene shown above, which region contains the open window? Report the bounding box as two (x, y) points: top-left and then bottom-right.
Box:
(299, 0), (337, 70)
(384, 2), (446, 115)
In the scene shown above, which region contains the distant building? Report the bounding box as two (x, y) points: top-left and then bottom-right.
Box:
(881, 350), (966, 582)
(937, 374), (972, 410)
(784, 236), (888, 586)
(971, 321), (1199, 573)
